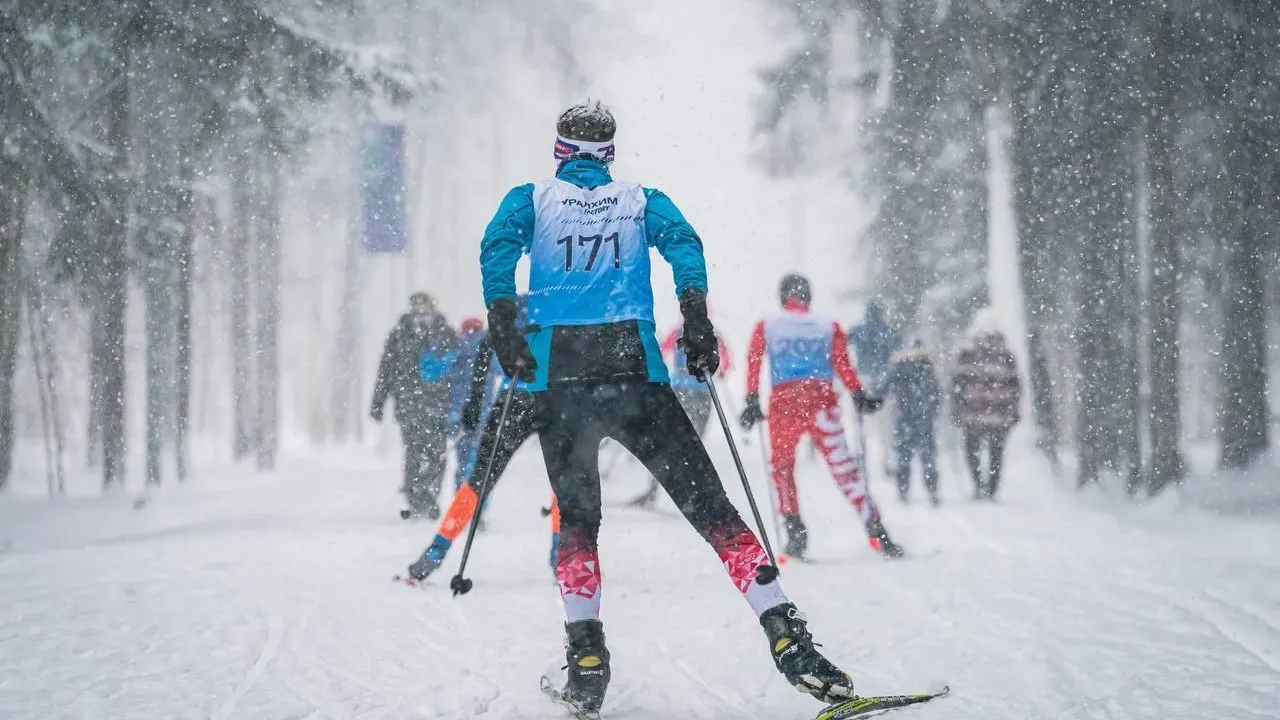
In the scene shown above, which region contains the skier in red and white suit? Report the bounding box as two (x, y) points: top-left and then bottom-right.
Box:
(740, 273), (904, 559)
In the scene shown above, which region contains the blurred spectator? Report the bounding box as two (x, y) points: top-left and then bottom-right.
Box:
(950, 309), (1021, 500)
(884, 338), (941, 504)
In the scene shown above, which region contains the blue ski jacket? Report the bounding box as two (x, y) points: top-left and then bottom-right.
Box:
(479, 159), (709, 390)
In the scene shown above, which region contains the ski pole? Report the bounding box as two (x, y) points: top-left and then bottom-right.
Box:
(450, 380), (520, 597)
(755, 423), (786, 556)
(703, 374), (780, 578)
(854, 403), (870, 486)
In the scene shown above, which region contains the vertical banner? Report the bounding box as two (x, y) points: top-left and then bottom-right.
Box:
(360, 123), (408, 253)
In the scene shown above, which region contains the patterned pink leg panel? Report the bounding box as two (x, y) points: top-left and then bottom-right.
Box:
(555, 528), (602, 622)
(705, 521), (789, 616)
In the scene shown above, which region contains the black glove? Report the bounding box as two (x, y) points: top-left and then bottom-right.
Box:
(740, 393), (765, 430)
(487, 298), (536, 382)
(678, 288), (719, 380)
(461, 401), (481, 433)
(370, 404), (384, 423)
(853, 389), (883, 414)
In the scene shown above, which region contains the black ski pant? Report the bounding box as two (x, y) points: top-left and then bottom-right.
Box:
(673, 386), (713, 436)
(963, 429), (1007, 498)
(399, 417), (449, 512)
(537, 382), (750, 552)
(465, 389), (539, 495)
(894, 430), (939, 497)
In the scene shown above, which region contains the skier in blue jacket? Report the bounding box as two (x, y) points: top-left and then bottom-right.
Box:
(447, 317), (489, 491)
(479, 101), (857, 716)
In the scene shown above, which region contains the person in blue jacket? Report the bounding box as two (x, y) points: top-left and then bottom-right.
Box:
(882, 338), (942, 504)
(479, 100), (857, 716)
(848, 300), (902, 395)
(447, 316), (489, 491)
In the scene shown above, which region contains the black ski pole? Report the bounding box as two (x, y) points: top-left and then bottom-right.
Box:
(450, 380), (521, 597)
(703, 375), (780, 578)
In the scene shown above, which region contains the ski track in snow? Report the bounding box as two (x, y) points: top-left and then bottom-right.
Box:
(2, 442), (1279, 720)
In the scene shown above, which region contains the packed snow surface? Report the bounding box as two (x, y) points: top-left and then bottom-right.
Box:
(2, 439), (1278, 720)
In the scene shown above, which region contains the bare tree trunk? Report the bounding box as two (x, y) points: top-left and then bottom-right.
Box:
(1005, 25), (1062, 470)
(255, 150), (281, 471)
(1145, 18), (1185, 493)
(143, 219), (175, 487)
(229, 150), (254, 460)
(1075, 116), (1132, 489)
(25, 291), (55, 496)
(26, 277), (66, 495)
(0, 173), (26, 492)
(98, 50), (130, 489)
(335, 138), (364, 444)
(1219, 126), (1271, 468)
(175, 173), (194, 481)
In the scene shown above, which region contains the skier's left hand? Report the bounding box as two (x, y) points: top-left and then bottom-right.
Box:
(461, 400), (481, 433)
(678, 288), (719, 380)
(853, 389), (884, 414)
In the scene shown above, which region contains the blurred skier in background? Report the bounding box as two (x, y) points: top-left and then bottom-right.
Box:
(740, 273), (903, 560)
(449, 316), (489, 492)
(403, 297), (562, 582)
(882, 338), (942, 505)
(848, 300), (903, 481)
(848, 300), (902, 395)
(626, 321), (733, 508)
(370, 291), (458, 519)
(950, 309), (1021, 501)
(480, 101), (861, 716)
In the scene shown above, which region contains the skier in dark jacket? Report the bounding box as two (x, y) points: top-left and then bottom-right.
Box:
(370, 292), (459, 518)
(883, 339), (942, 504)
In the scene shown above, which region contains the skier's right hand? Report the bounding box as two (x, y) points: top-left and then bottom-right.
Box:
(678, 287), (719, 380)
(487, 298), (537, 383)
(740, 393), (765, 430)
(370, 404), (384, 423)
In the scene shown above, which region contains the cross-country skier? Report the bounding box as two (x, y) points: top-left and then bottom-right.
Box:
(404, 299), (561, 582)
(480, 101), (859, 716)
(740, 274), (904, 560)
(626, 323), (733, 508)
(448, 316), (490, 492)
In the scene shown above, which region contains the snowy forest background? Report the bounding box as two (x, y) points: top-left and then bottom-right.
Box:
(1, 0), (1276, 499)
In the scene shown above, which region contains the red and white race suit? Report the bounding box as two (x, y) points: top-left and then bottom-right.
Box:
(746, 301), (881, 524)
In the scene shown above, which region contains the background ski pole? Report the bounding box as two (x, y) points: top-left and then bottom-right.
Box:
(450, 380), (520, 597)
(854, 402), (871, 488)
(754, 423), (787, 561)
(703, 375), (780, 578)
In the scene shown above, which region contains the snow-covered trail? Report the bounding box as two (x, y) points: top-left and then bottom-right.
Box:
(2, 441), (1278, 720)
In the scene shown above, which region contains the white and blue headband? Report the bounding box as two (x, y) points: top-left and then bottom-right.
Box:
(554, 135), (615, 165)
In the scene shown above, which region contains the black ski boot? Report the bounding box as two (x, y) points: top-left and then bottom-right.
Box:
(561, 620), (610, 715)
(760, 603), (857, 704)
(783, 513), (808, 559)
(865, 517), (905, 559)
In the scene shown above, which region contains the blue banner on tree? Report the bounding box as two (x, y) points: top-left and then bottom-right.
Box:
(360, 123), (408, 253)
